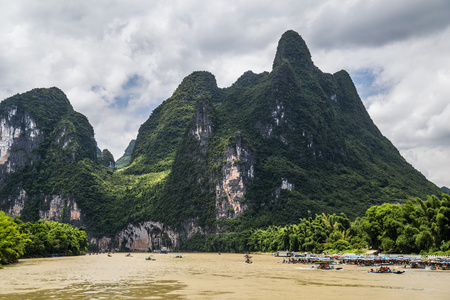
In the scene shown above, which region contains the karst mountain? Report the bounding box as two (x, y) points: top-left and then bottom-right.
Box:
(0, 30), (441, 250)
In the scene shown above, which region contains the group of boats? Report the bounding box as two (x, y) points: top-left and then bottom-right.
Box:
(368, 266), (404, 274)
(279, 252), (450, 274)
(103, 250), (450, 274)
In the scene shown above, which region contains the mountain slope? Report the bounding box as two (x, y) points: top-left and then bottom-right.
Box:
(128, 30), (440, 233)
(0, 30), (441, 250)
(0, 88), (109, 232)
(115, 139), (135, 169)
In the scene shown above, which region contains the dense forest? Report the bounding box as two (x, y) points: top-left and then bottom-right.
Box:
(2, 193), (449, 268)
(180, 194), (450, 255)
(0, 211), (87, 267)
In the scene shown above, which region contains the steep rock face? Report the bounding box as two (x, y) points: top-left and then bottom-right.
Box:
(38, 195), (82, 222)
(7, 189), (27, 217)
(7, 191), (82, 223)
(191, 99), (213, 153)
(91, 219), (205, 252)
(0, 107), (44, 182)
(116, 221), (179, 251)
(0, 88), (98, 229)
(216, 132), (255, 219)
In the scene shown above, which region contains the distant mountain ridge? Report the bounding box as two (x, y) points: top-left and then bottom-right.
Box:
(115, 139), (135, 169)
(0, 30), (442, 250)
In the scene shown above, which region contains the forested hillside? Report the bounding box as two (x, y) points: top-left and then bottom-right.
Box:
(0, 30), (442, 249)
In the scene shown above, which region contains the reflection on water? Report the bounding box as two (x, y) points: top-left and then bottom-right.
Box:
(1, 253), (449, 300)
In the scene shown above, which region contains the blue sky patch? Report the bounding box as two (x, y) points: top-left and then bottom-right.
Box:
(350, 68), (380, 100)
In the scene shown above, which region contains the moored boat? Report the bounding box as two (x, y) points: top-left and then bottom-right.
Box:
(316, 262), (342, 270)
(368, 267), (404, 274)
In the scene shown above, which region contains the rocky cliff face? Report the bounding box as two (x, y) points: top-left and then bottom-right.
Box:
(0, 88), (97, 229)
(91, 219), (204, 252)
(215, 132), (255, 219)
(38, 195), (82, 222)
(191, 99), (213, 153)
(0, 106), (43, 183)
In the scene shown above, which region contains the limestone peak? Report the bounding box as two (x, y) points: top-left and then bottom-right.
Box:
(272, 30), (314, 72)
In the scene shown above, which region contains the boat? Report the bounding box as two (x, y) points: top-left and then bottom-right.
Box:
(368, 267), (404, 274)
(244, 254), (253, 264)
(316, 262), (342, 270)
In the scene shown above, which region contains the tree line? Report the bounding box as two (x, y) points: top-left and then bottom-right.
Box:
(180, 194), (450, 255)
(2, 193), (449, 265)
(0, 211), (88, 266)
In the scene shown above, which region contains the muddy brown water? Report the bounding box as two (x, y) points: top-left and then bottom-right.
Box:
(1, 253), (449, 299)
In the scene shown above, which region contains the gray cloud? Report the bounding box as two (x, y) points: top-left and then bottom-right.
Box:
(309, 0), (450, 48)
(0, 0), (449, 187)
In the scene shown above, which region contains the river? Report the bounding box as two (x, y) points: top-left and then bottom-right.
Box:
(1, 252), (449, 299)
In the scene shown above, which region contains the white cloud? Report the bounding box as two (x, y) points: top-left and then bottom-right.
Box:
(0, 0), (449, 187)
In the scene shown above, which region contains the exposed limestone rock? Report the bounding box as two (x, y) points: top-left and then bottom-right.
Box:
(69, 201), (81, 221)
(0, 109), (43, 179)
(274, 178), (295, 201)
(38, 195), (82, 222)
(272, 100), (285, 126)
(281, 178), (294, 191)
(8, 189), (27, 217)
(116, 221), (180, 251)
(255, 100), (288, 144)
(52, 121), (78, 162)
(89, 237), (113, 251)
(275, 178), (295, 200)
(91, 218), (205, 252)
(191, 100), (213, 153)
(39, 195), (64, 220)
(216, 132), (255, 219)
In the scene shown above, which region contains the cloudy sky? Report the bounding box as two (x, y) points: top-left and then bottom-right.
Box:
(1, 0), (449, 187)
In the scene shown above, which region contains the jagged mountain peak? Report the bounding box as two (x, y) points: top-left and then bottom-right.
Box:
(172, 71), (219, 100)
(233, 70), (269, 88)
(4, 87), (73, 110)
(272, 30), (313, 72)
(1, 87), (74, 134)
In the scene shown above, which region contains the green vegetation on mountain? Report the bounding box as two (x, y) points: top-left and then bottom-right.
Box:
(126, 30), (440, 233)
(115, 139), (135, 169)
(99, 149), (115, 168)
(0, 30), (443, 249)
(179, 194), (450, 255)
